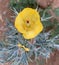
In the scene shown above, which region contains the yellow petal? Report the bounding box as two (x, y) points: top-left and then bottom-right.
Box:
(15, 13), (25, 33)
(35, 20), (43, 35)
(23, 21), (43, 39)
(23, 46), (30, 52)
(17, 43), (30, 52)
(17, 43), (23, 48)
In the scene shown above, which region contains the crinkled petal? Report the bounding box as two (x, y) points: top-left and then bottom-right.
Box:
(15, 13), (25, 33)
(23, 21), (43, 39)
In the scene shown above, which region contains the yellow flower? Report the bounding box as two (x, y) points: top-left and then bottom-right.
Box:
(15, 8), (43, 39)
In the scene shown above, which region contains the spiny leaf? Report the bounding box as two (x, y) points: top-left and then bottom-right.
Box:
(54, 8), (59, 16)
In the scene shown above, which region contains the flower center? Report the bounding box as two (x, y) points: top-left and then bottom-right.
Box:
(27, 20), (29, 23)
(26, 20), (30, 27)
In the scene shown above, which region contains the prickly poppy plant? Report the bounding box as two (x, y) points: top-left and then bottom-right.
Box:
(0, 9), (59, 65)
(0, 0), (59, 65)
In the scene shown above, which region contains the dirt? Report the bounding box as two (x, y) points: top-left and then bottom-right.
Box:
(0, 0), (15, 41)
(45, 50), (59, 65)
(36, 0), (59, 9)
(0, 0), (59, 65)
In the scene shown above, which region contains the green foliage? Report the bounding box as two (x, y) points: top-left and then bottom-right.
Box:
(10, 0), (37, 12)
(40, 8), (59, 38)
(0, 19), (58, 65)
(54, 8), (59, 16)
(51, 24), (59, 38)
